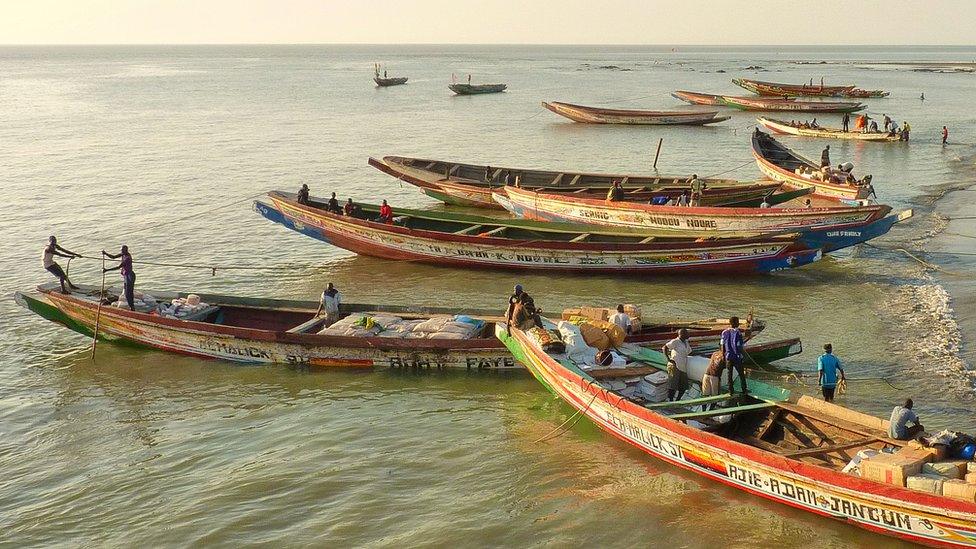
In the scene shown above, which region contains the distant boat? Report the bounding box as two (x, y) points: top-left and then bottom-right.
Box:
(757, 117), (901, 142)
(671, 90), (728, 106)
(722, 96), (865, 113)
(752, 129), (875, 200)
(449, 83), (507, 95)
(733, 78), (889, 98)
(374, 76), (408, 87)
(542, 101), (730, 125)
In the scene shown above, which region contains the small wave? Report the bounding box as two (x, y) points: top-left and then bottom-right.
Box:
(105, 65), (207, 79)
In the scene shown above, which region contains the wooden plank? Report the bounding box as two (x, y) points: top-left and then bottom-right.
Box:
(754, 408), (782, 441)
(551, 173), (564, 185)
(569, 174), (582, 186)
(425, 161), (437, 170)
(453, 224), (485, 235)
(784, 437), (877, 458)
(739, 435), (789, 454)
(482, 226), (506, 236)
(572, 187), (592, 194)
(638, 235), (656, 244)
(644, 393), (735, 410)
(620, 176), (629, 186)
(589, 366), (659, 379)
(449, 164), (459, 176)
(670, 402), (775, 420)
(570, 233), (590, 243)
(775, 402), (907, 448)
(627, 186), (647, 194)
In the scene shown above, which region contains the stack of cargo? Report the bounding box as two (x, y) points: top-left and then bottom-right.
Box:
(319, 314), (485, 340)
(859, 441), (976, 499)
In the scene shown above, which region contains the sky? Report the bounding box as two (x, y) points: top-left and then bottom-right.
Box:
(1, 0), (974, 46)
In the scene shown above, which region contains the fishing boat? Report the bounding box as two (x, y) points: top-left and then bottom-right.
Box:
(449, 83), (507, 95)
(758, 117), (902, 142)
(732, 78), (889, 98)
(496, 185), (892, 237)
(722, 96), (865, 113)
(542, 101), (730, 125)
(671, 91), (728, 106)
(15, 282), (797, 370)
(498, 321), (976, 547)
(368, 155), (783, 210)
(255, 192), (822, 274)
(374, 76), (408, 87)
(752, 129), (875, 200)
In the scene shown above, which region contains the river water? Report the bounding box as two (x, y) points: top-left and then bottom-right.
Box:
(1, 45), (974, 547)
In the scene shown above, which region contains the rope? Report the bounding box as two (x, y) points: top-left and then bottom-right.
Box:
(702, 159), (756, 179)
(534, 381), (601, 443)
(66, 254), (316, 277)
(863, 243), (971, 277)
(94, 192), (266, 241)
(944, 232), (976, 240)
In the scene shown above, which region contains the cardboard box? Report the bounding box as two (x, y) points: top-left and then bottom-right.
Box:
(907, 474), (945, 495)
(967, 462), (976, 474)
(944, 479), (976, 502)
(861, 453), (925, 487)
(923, 461), (967, 480)
(579, 306), (610, 322)
(895, 444), (936, 464)
(965, 472), (976, 484)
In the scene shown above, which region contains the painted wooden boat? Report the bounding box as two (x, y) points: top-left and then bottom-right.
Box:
(498, 322), (976, 548)
(542, 101), (730, 125)
(256, 192), (824, 274)
(496, 185), (891, 235)
(722, 96), (865, 113)
(368, 155), (783, 210)
(758, 117), (902, 142)
(733, 78), (889, 98)
(671, 90), (727, 106)
(374, 76), (408, 87)
(449, 83), (507, 95)
(15, 282), (794, 371)
(15, 283), (518, 370)
(752, 129), (874, 200)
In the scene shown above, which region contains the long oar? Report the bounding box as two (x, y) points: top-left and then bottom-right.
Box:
(91, 255), (105, 360)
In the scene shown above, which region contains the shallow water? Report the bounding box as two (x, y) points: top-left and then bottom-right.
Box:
(1, 45), (974, 547)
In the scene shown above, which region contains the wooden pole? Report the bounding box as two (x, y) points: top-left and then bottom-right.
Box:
(653, 138), (663, 169)
(91, 255), (105, 361)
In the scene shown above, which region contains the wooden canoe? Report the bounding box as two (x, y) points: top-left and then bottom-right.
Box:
(542, 101), (730, 125)
(752, 129), (874, 200)
(497, 185), (891, 234)
(449, 83), (507, 95)
(256, 191), (824, 274)
(733, 78), (889, 98)
(368, 155), (783, 210)
(671, 91), (728, 106)
(722, 96), (865, 113)
(374, 76), (408, 87)
(758, 117), (902, 142)
(498, 321), (976, 548)
(16, 282), (788, 369)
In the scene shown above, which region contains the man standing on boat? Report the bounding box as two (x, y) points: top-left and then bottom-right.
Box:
(316, 282), (342, 326)
(820, 145), (830, 168)
(889, 399), (925, 440)
(609, 304), (632, 335)
(689, 174), (705, 206)
(842, 112), (850, 132)
(43, 236), (81, 293)
(817, 344), (845, 402)
(663, 328), (691, 402)
(721, 317), (747, 396)
(102, 245), (136, 311)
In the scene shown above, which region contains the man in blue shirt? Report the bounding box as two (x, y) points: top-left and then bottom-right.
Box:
(721, 317), (747, 396)
(888, 398), (925, 440)
(817, 343), (846, 402)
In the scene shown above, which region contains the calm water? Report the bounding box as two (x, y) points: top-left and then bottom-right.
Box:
(1, 45), (975, 547)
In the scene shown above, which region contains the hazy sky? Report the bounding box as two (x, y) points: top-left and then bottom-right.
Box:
(2, 0), (974, 45)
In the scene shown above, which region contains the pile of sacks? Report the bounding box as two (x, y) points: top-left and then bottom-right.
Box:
(562, 304), (642, 334)
(156, 294), (210, 318)
(318, 314), (485, 340)
(113, 291), (156, 310)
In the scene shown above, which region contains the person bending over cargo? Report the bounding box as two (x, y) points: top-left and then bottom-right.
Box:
(316, 282), (342, 326)
(609, 304), (632, 335)
(889, 399), (925, 441)
(506, 284), (541, 334)
(43, 236), (81, 293)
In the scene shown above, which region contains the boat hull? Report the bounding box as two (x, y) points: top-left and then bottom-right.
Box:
(499, 326), (976, 548)
(671, 91), (726, 106)
(543, 101), (729, 125)
(497, 186), (889, 234)
(723, 96), (865, 113)
(449, 83), (507, 95)
(374, 76), (408, 86)
(752, 130), (873, 200)
(256, 198), (821, 275)
(758, 117), (901, 142)
(733, 78), (888, 98)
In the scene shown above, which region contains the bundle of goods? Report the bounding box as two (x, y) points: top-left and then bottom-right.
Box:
(114, 291), (157, 311)
(857, 437), (976, 500)
(575, 319), (626, 351)
(563, 305), (642, 335)
(156, 294), (211, 318)
(526, 326), (566, 353)
(318, 314), (485, 340)
(557, 321), (597, 365)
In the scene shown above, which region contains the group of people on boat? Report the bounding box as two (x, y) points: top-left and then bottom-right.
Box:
(605, 175), (705, 207)
(43, 236), (138, 310)
(662, 316), (749, 407)
(296, 184), (394, 222)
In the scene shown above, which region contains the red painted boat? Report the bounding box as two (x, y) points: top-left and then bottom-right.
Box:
(722, 96), (865, 113)
(733, 78), (889, 98)
(499, 321), (976, 548)
(752, 129), (875, 200)
(543, 101), (730, 125)
(671, 90), (727, 106)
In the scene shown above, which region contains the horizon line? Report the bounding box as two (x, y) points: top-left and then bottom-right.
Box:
(1, 42), (975, 48)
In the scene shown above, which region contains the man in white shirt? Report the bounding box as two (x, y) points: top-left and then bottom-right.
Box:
(663, 328), (691, 401)
(609, 304), (632, 334)
(316, 282), (342, 326)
